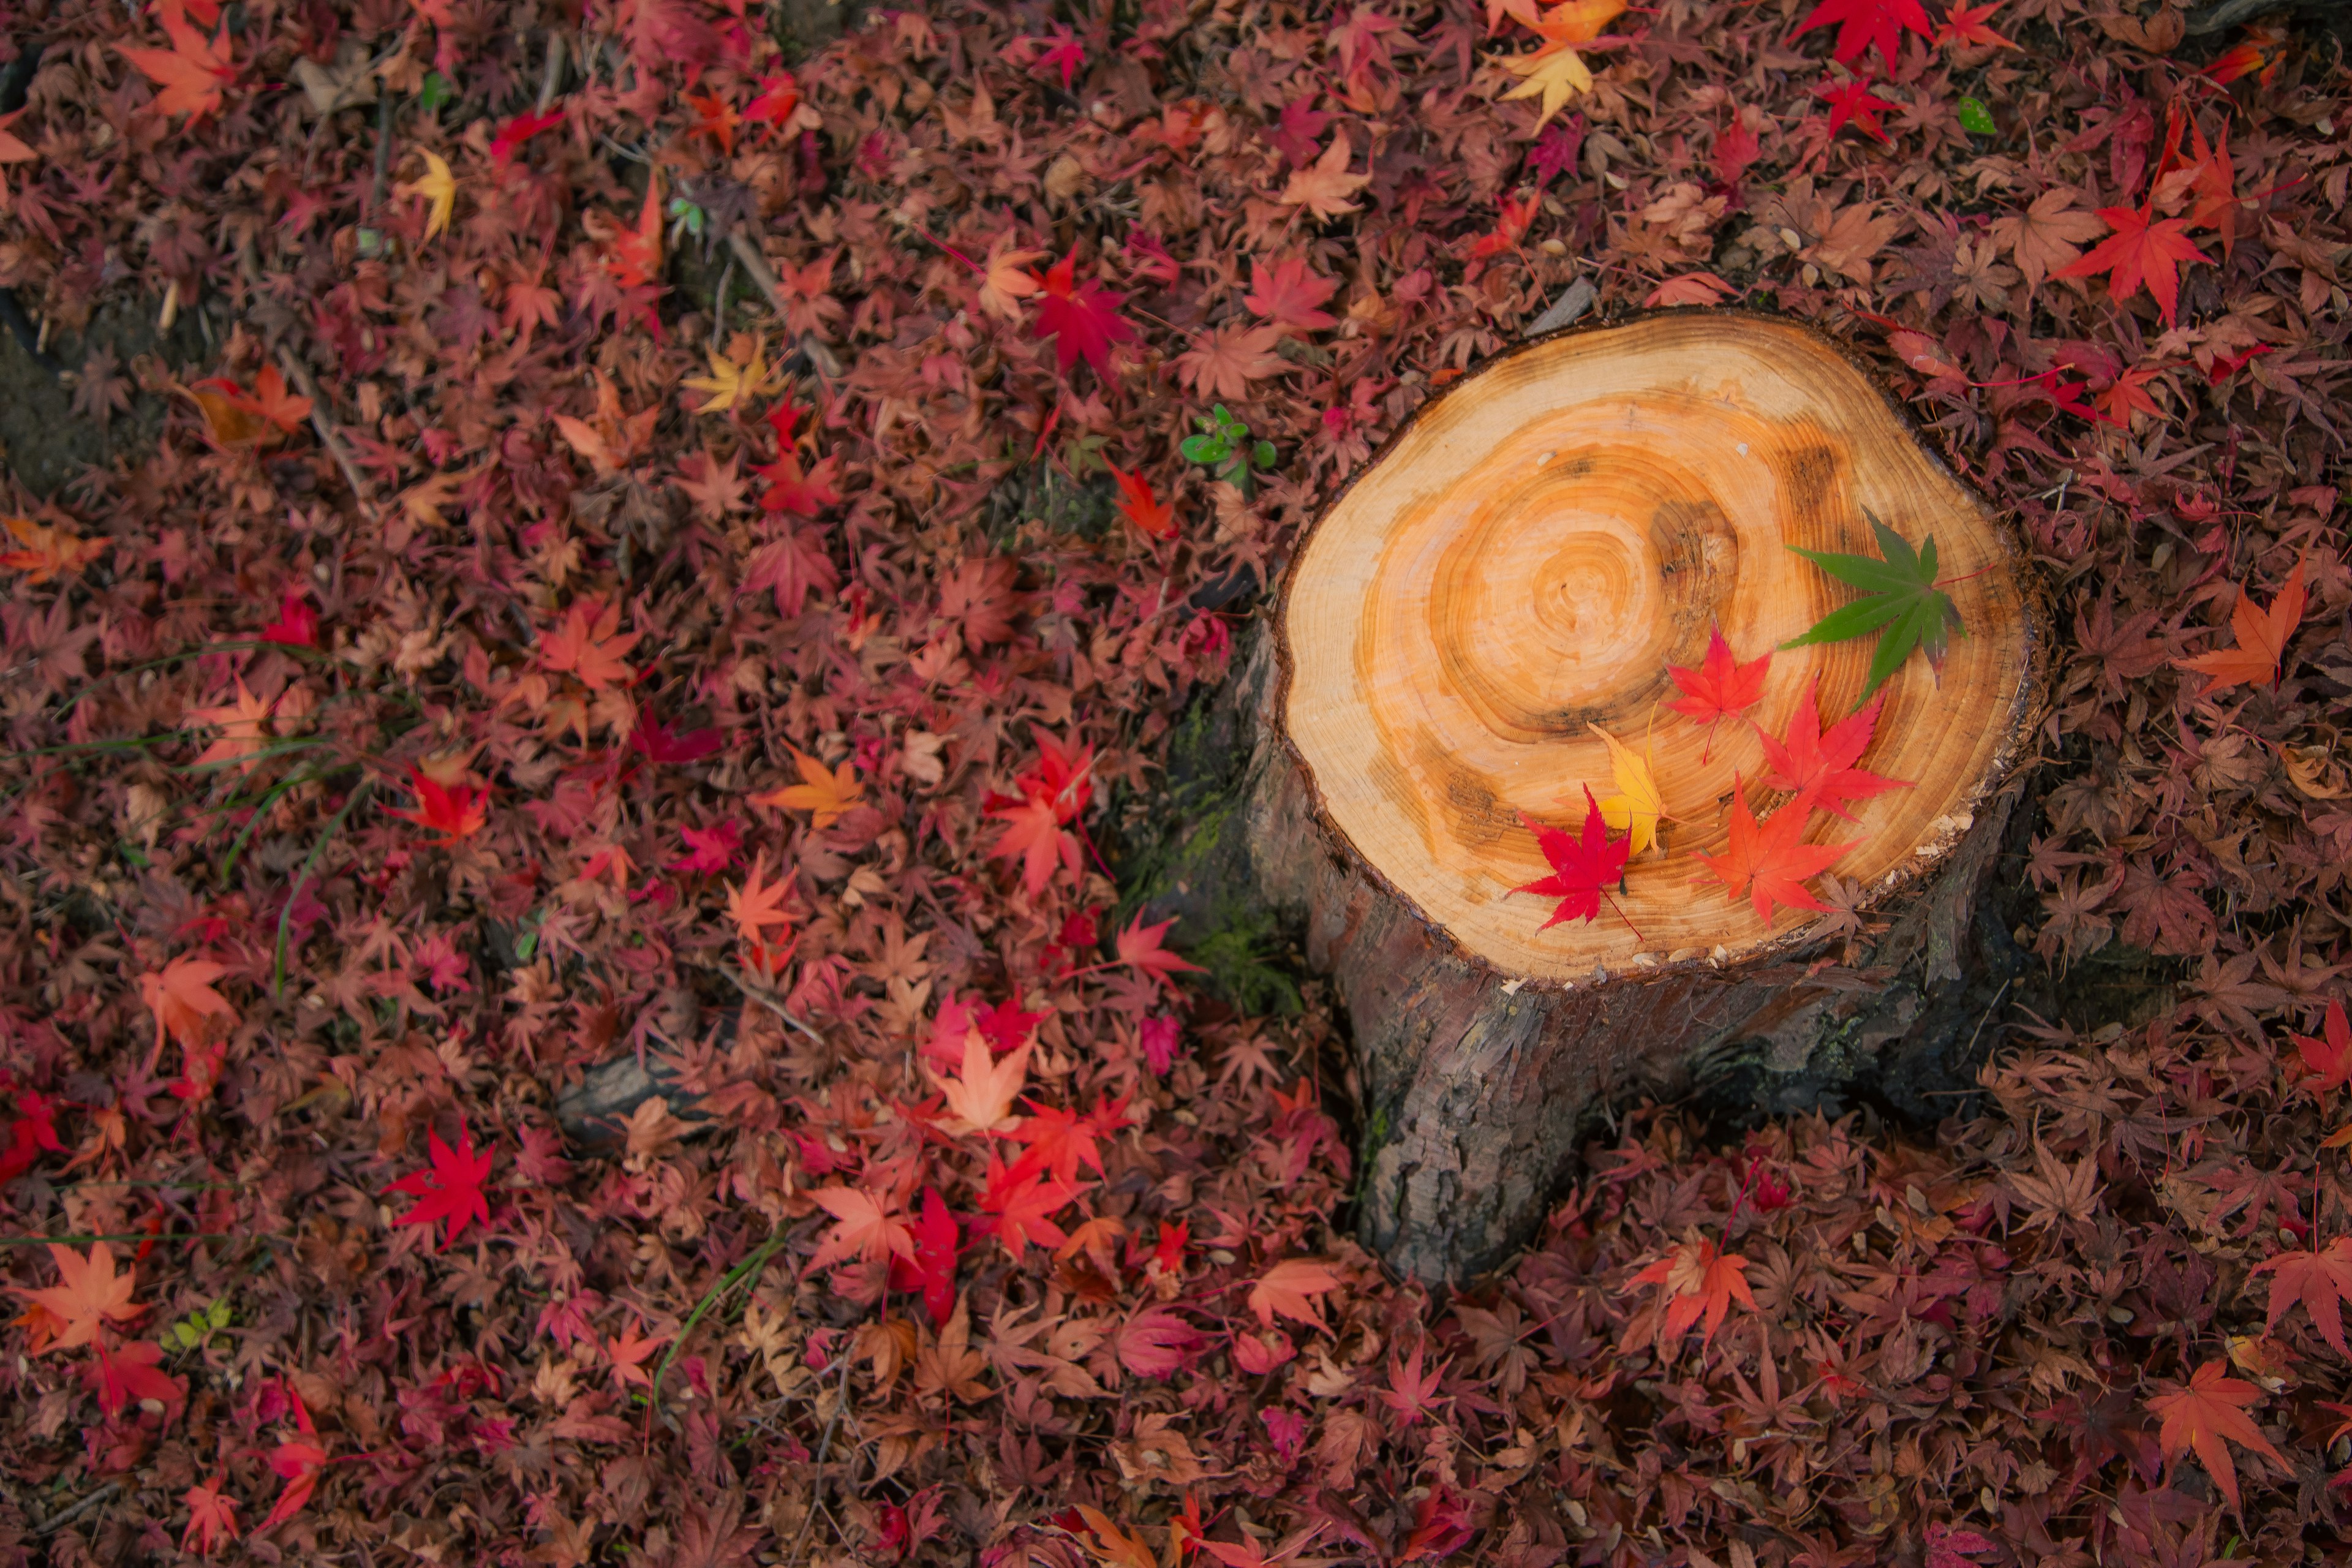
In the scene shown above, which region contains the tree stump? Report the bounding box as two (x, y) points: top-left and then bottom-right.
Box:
(1166, 312), (2048, 1281)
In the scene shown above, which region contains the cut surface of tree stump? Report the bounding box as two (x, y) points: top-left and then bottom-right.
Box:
(1283, 311), (2038, 979)
(1186, 311), (2049, 1281)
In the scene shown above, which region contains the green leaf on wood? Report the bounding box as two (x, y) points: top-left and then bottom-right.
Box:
(1781, 513), (1965, 700)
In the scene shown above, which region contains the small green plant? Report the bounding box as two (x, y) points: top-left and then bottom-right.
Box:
(163, 1297), (234, 1354)
(1181, 404), (1278, 497)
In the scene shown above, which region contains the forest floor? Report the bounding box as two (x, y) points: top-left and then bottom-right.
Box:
(4, 1), (2352, 1566)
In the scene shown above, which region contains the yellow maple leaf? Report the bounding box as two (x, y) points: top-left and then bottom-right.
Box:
(1498, 45), (1593, 128)
(681, 336), (774, 414)
(1590, 725), (1662, 857)
(400, 150), (456, 242)
(752, 747), (865, 828)
(1, 516), (111, 584)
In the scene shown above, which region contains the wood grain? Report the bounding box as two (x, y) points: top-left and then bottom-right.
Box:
(1282, 312), (2038, 981)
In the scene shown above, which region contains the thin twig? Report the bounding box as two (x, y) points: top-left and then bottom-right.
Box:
(235, 244), (377, 521)
(32, 1482), (120, 1537)
(535, 31), (567, 114)
(784, 1352), (855, 1568)
(727, 230), (786, 314)
(720, 963), (827, 1045)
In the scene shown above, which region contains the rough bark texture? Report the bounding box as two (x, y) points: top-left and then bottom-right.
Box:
(1128, 631), (2030, 1281)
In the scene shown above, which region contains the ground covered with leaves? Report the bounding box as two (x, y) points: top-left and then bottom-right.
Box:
(2, 0), (2351, 1563)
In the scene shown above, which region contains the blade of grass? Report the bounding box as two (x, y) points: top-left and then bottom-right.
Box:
(275, 781), (372, 997)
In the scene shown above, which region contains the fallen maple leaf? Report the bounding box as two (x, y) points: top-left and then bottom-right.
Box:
(1814, 73), (1896, 144)
(2057, 203), (2210, 328)
(1757, 682), (1909, 821)
(1667, 624), (1771, 755)
(809, 1184), (916, 1269)
(976, 1155), (1076, 1253)
(1646, 271), (1735, 307)
(9, 1242), (144, 1354)
(1632, 1234), (1756, 1347)
(399, 149), (455, 241)
(183, 1477), (239, 1556)
(539, 597), (643, 690)
(1279, 130), (1371, 221)
(139, 954), (236, 1062)
(1510, 786), (1632, 931)
(933, 1031), (1032, 1135)
(990, 791), (1084, 898)
(1030, 250), (1135, 380)
(2176, 557), (2305, 696)
(605, 1316), (667, 1390)
(89, 1336), (185, 1416)
(2293, 999), (2352, 1099)
(488, 106), (564, 173)
(682, 336), (774, 414)
(387, 764), (488, 844)
(1106, 464), (1177, 539)
(1923, 1521), (1998, 1568)
(1790, 0), (1932, 66)
(2253, 1237), (2352, 1355)
(1497, 47), (1591, 130)
(260, 1390), (328, 1532)
(119, 0), (235, 119)
(723, 853), (795, 948)
(385, 1118), (495, 1250)
(1250, 1257), (1340, 1330)
(188, 678), (277, 772)
(1115, 913), (1207, 991)
(1243, 255), (1339, 334)
(1591, 726), (1664, 857)
(1992, 187), (2110, 293)
(886, 1186), (960, 1325)
(2144, 1359), (2286, 1511)
(1694, 784), (1857, 924)
(0, 516), (112, 583)
(752, 747), (865, 827)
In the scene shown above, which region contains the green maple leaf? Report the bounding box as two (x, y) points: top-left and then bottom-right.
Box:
(1780, 512), (1965, 700)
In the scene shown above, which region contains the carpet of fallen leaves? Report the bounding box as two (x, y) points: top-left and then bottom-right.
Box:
(4, 0), (2352, 1564)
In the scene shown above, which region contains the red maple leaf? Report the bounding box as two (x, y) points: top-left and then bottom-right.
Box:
(1028, 23), (1087, 89)
(1694, 785), (1857, 924)
(258, 591), (318, 648)
(2293, 999), (2352, 1099)
(886, 1186), (960, 1326)
(0, 1089), (61, 1183)
(387, 765), (488, 845)
(989, 791), (1083, 897)
(1510, 786), (1632, 932)
(385, 1119), (495, 1250)
(2252, 1236), (2352, 1355)
(1757, 682), (1910, 821)
(746, 72), (801, 131)
(974, 1155), (1076, 1255)
(489, 107), (565, 173)
(88, 1337), (186, 1417)
(1106, 464), (1177, 540)
(1667, 624), (1771, 755)
(1466, 189), (1542, 260)
(1115, 913), (1207, 991)
(1029, 251), (1136, 380)
(669, 820), (743, 874)
(1009, 1096), (1122, 1186)
(1632, 1235), (1757, 1347)
(1790, 0), (1932, 66)
(1815, 74), (1896, 143)
(1243, 256), (1339, 334)
(260, 1390), (329, 1532)
(2057, 203), (2210, 328)
(183, 1477), (239, 1556)
(1923, 1521), (1999, 1568)
(119, 0), (235, 119)
(2144, 1360), (2286, 1510)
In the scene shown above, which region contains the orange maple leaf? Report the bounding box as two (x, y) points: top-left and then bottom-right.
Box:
(9, 1242), (145, 1354)
(751, 747), (865, 828)
(723, 853), (794, 948)
(188, 678), (277, 774)
(2252, 1236), (2352, 1357)
(932, 1031), (1031, 1136)
(989, 792), (1082, 898)
(2176, 557), (2306, 697)
(1692, 785), (1857, 924)
(139, 954), (236, 1061)
(1632, 1234), (1757, 1348)
(0, 516), (112, 584)
(538, 597), (643, 691)
(119, 0), (234, 119)
(608, 172), (664, 290)
(605, 1316), (669, 1390)
(2144, 1359), (2286, 1511)
(1249, 1256), (1341, 1330)
(809, 1184), (916, 1269)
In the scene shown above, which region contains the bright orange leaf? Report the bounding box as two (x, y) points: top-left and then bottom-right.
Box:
(1632, 1234), (1756, 1348)
(9, 1241), (145, 1354)
(2144, 1359), (2286, 1510)
(752, 747), (865, 827)
(2176, 557), (2306, 697)
(0, 516), (112, 583)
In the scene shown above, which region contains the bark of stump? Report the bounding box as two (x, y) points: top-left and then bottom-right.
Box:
(1154, 312), (2048, 1283)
